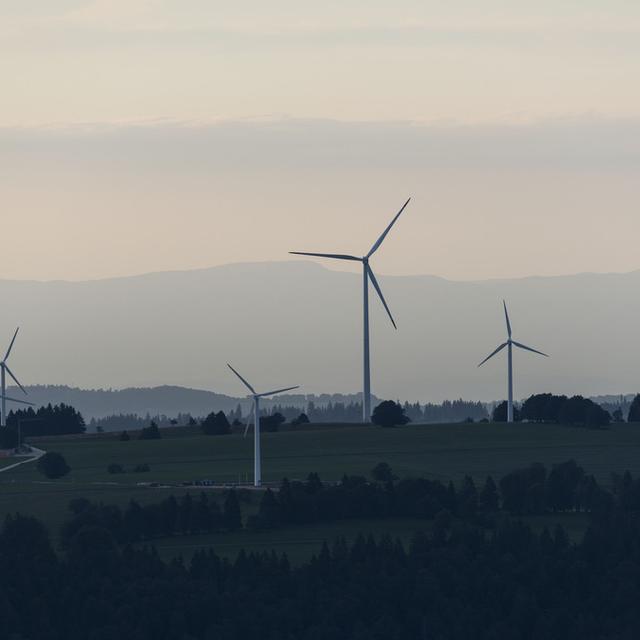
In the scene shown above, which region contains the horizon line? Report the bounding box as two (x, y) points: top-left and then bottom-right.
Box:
(0, 259), (639, 286)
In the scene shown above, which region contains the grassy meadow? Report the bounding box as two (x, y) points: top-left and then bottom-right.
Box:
(1, 420), (638, 560)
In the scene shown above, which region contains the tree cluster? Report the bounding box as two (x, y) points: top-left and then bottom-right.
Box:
(628, 394), (640, 423)
(6, 485), (640, 639)
(497, 460), (610, 515)
(494, 394), (611, 427)
(248, 460), (603, 530)
(270, 398), (489, 424)
(36, 452), (71, 479)
(61, 491), (243, 546)
(371, 400), (411, 427)
(521, 393), (611, 427)
(201, 411), (231, 435)
(138, 421), (161, 440)
(260, 412), (286, 432)
(90, 412), (197, 431)
(5, 403), (85, 439)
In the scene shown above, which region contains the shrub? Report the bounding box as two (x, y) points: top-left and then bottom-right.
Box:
(133, 464), (150, 473)
(119, 430), (130, 441)
(291, 413), (310, 426)
(37, 452), (70, 479)
(260, 413), (286, 433)
(139, 422), (161, 440)
(628, 394), (640, 423)
(107, 463), (124, 474)
(201, 411), (231, 435)
(371, 462), (396, 484)
(371, 401), (410, 427)
(492, 401), (521, 422)
(558, 396), (610, 428)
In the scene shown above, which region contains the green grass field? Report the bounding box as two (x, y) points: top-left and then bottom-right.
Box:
(1, 421), (637, 559)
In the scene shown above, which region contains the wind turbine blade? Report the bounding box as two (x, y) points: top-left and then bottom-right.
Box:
(243, 403), (255, 438)
(503, 301), (512, 338)
(257, 385), (300, 397)
(1, 395), (34, 406)
(4, 327), (19, 362)
(366, 198), (411, 258)
(4, 364), (27, 396)
(289, 251), (361, 262)
(477, 342), (508, 367)
(512, 341), (549, 358)
(227, 364), (256, 394)
(366, 265), (396, 329)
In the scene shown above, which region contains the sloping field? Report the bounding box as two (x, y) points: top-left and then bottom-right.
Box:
(0, 421), (637, 550)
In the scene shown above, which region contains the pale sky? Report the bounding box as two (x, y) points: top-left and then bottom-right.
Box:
(2, 0), (640, 281)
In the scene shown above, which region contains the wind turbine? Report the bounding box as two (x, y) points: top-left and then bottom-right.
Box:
(0, 328), (31, 427)
(227, 364), (299, 487)
(478, 301), (549, 423)
(290, 198), (410, 423)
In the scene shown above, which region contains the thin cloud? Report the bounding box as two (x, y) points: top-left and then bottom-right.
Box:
(2, 116), (639, 171)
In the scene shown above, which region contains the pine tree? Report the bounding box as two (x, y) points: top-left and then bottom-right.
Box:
(628, 394), (640, 423)
(479, 476), (499, 511)
(459, 475), (478, 518)
(223, 490), (242, 531)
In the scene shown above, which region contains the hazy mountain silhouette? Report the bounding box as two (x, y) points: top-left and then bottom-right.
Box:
(0, 262), (638, 406)
(7, 385), (362, 421)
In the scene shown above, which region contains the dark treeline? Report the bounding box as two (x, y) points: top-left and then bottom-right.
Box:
(1, 404), (85, 447)
(89, 398), (490, 434)
(271, 399), (489, 423)
(493, 393), (613, 427)
(61, 491), (243, 546)
(250, 459), (612, 529)
(6, 467), (640, 638)
(61, 459), (609, 545)
(419, 399), (489, 422)
(89, 412), (198, 431)
(521, 393), (611, 427)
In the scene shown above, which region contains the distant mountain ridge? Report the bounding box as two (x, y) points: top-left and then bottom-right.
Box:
(0, 261), (638, 403)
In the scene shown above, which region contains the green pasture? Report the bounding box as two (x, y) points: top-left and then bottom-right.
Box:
(11, 420), (640, 486)
(0, 421), (638, 556)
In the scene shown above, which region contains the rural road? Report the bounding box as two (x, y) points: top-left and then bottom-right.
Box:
(0, 447), (46, 474)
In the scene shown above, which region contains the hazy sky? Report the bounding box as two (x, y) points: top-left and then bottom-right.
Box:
(2, 1), (640, 281)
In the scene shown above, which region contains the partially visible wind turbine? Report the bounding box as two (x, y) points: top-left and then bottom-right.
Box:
(0, 328), (31, 427)
(478, 301), (549, 423)
(290, 198), (410, 423)
(227, 364), (299, 487)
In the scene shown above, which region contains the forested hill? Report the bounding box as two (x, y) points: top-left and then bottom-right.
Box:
(7, 385), (294, 420)
(5, 384), (620, 424)
(9, 385), (373, 421)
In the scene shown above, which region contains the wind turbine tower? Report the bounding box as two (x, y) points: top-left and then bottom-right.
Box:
(290, 198), (410, 423)
(227, 364), (299, 487)
(478, 301), (549, 423)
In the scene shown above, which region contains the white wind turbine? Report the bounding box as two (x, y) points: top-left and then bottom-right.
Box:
(290, 198), (410, 423)
(0, 328), (33, 427)
(478, 301), (549, 423)
(227, 364), (299, 487)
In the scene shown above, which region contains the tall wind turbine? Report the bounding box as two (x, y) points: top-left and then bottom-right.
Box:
(227, 364), (299, 487)
(290, 198), (410, 423)
(478, 301), (549, 423)
(0, 328), (30, 427)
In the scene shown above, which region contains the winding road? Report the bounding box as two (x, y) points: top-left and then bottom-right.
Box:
(0, 447), (46, 473)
